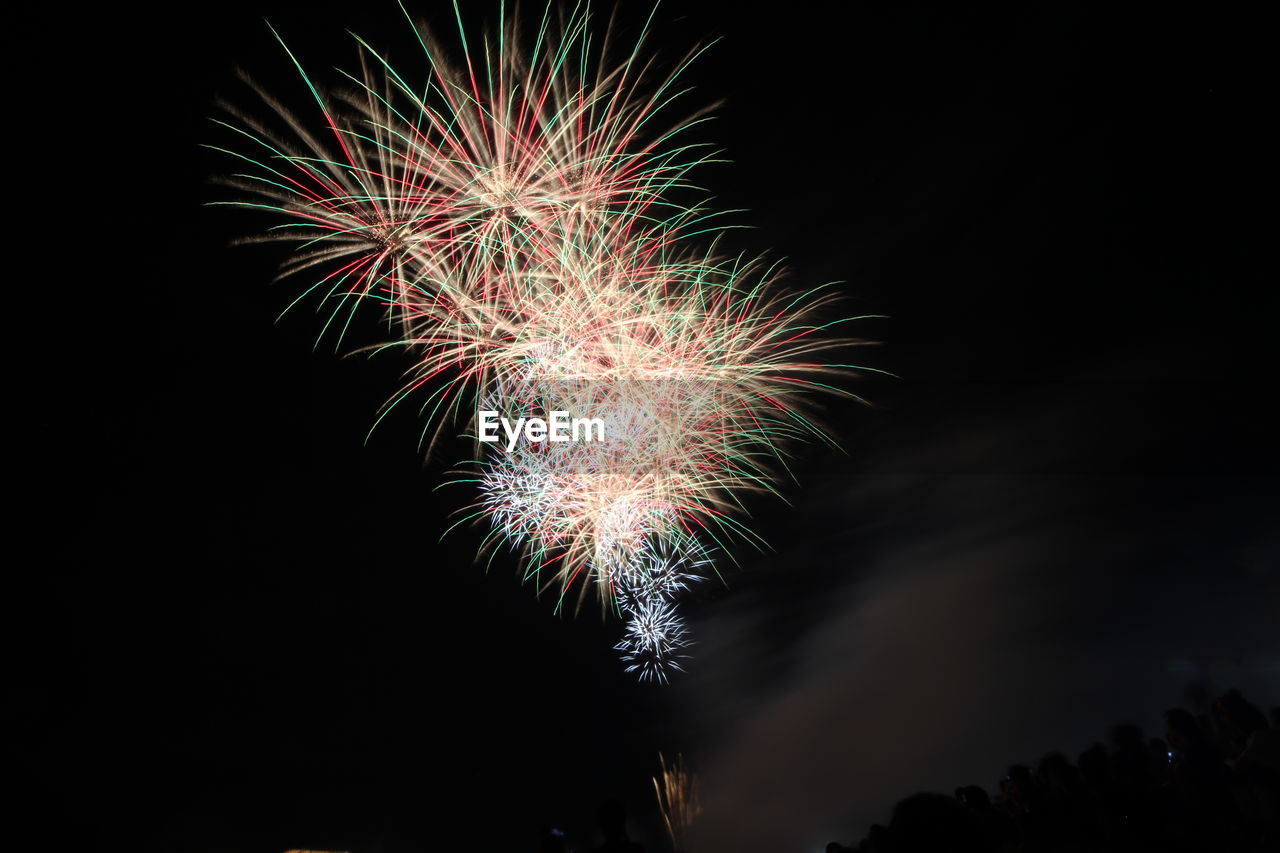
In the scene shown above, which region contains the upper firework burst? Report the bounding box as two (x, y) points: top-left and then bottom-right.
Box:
(214, 1), (874, 682)
(212, 2), (717, 333)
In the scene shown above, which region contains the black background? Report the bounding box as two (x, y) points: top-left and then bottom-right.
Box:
(13, 2), (1278, 851)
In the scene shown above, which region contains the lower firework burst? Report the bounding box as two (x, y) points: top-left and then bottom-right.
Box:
(617, 599), (691, 683)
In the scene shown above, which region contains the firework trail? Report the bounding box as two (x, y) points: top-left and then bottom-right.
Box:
(654, 751), (701, 851)
(214, 1), (875, 681)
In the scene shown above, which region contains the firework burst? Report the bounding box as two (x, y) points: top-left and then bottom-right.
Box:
(216, 1), (876, 681)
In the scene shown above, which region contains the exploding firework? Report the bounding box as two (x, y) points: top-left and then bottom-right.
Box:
(215, 1), (875, 680)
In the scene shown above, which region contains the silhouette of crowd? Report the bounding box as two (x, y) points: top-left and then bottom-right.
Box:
(826, 687), (1280, 852)
(538, 798), (647, 853)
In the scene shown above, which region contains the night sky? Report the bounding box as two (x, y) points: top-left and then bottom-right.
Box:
(14, 2), (1278, 851)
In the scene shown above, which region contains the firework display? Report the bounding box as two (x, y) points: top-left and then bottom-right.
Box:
(215, 2), (869, 681)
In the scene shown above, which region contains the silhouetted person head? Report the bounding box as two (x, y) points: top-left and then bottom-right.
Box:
(955, 785), (991, 810)
(1166, 708), (1209, 752)
(864, 823), (892, 852)
(890, 792), (983, 852)
(1215, 690), (1268, 739)
(1077, 743), (1109, 790)
(1002, 765), (1038, 814)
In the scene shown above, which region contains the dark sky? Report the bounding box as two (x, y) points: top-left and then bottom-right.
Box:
(13, 2), (1279, 852)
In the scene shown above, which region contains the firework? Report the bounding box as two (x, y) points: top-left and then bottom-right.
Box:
(654, 752), (701, 851)
(216, 1), (873, 681)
